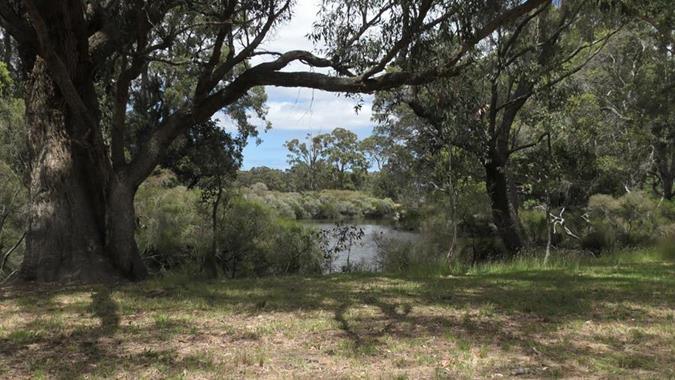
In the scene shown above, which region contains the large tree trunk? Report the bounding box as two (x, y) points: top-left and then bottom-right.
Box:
(484, 158), (526, 255)
(20, 59), (115, 282)
(16, 0), (150, 282)
(19, 59), (147, 282)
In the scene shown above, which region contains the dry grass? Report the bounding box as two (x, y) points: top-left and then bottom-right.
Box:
(1, 249), (673, 379)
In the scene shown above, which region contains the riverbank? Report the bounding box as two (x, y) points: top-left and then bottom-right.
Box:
(1, 248), (673, 379)
(242, 186), (398, 221)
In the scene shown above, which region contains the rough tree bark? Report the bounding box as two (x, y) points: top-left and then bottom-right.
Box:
(105, 175), (148, 280)
(484, 155), (526, 255)
(20, 60), (147, 282)
(20, 59), (116, 282)
(16, 0), (148, 282)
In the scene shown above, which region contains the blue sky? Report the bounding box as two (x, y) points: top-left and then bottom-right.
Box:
(228, 0), (377, 170)
(240, 87), (376, 169)
(243, 125), (375, 170)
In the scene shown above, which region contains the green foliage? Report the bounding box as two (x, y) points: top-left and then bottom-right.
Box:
(585, 191), (671, 252)
(317, 223), (366, 273)
(215, 197), (322, 278)
(284, 128), (369, 191)
(0, 63), (26, 279)
(581, 227), (618, 254)
(568, 24), (674, 198)
(520, 210), (549, 246)
(0, 64), (27, 182)
(135, 175), (206, 273)
(0, 62), (10, 96)
(242, 187), (397, 221)
(375, 238), (418, 273)
(0, 160), (26, 278)
(236, 167), (295, 192)
(134, 173), (322, 277)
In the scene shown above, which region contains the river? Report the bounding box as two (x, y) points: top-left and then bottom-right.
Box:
(302, 220), (419, 272)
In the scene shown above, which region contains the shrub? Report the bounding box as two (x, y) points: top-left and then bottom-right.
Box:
(375, 237), (415, 273)
(396, 208), (423, 231)
(215, 197), (322, 278)
(455, 213), (506, 261)
(317, 196), (341, 219)
(135, 179), (206, 273)
(581, 227), (617, 254)
(520, 209), (548, 245)
(136, 174), (323, 277)
(0, 161), (26, 279)
(241, 187), (397, 221)
(659, 199), (675, 220)
(366, 198), (397, 218)
(659, 223), (675, 241)
(300, 195), (321, 218)
(586, 191), (665, 250)
(250, 182), (269, 194)
(270, 220), (323, 274)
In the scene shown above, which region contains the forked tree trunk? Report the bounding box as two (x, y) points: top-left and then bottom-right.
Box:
(484, 159), (526, 255)
(19, 59), (147, 282)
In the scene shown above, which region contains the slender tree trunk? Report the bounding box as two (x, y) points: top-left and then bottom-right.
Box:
(663, 177), (674, 201)
(484, 158), (525, 255)
(655, 139), (674, 200)
(543, 193), (552, 265)
(2, 33), (10, 69)
(203, 185), (223, 278)
(447, 148), (458, 268)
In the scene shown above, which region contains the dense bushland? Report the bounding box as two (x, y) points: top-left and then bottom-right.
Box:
(242, 183), (398, 221)
(134, 174), (323, 278)
(375, 190), (675, 275)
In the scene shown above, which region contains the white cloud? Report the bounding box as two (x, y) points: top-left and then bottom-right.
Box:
(216, 91), (374, 133)
(265, 94), (373, 131)
(220, 0), (375, 134)
(262, 0), (319, 53)
(257, 0), (375, 132)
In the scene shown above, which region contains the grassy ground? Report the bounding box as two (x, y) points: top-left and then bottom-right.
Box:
(1, 248), (673, 379)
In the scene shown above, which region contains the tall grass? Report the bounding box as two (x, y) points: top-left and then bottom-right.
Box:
(466, 246), (673, 276)
(378, 240), (673, 279)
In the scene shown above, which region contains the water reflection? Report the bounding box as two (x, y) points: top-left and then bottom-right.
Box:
(303, 221), (419, 272)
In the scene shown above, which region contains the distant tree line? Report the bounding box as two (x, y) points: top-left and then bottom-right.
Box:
(236, 128), (390, 193)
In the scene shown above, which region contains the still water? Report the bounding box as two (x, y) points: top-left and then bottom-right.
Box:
(302, 220), (419, 272)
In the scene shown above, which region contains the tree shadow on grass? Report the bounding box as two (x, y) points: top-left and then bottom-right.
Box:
(90, 287), (120, 334)
(1, 259), (673, 377)
(0, 286), (123, 377)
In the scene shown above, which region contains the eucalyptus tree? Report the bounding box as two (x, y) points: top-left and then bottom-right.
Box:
(323, 128), (368, 189)
(583, 19), (674, 199)
(284, 133), (328, 191)
(360, 135), (388, 171)
(0, 0), (547, 281)
(163, 119), (247, 278)
(375, 1), (618, 254)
